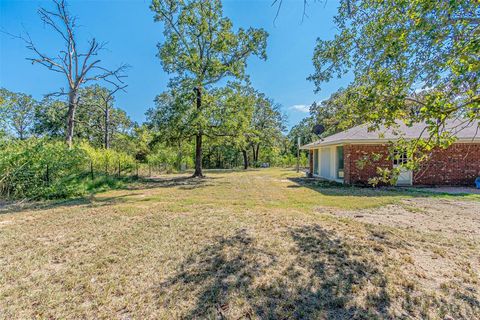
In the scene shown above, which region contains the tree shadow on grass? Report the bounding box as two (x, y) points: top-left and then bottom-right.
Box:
(157, 226), (392, 319)
(128, 176), (214, 190)
(0, 176), (215, 214)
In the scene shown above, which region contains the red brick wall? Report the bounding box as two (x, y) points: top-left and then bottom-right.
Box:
(343, 143), (480, 186)
(344, 144), (391, 185)
(414, 143), (480, 186)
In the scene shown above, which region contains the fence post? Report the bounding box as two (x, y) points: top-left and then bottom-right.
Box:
(45, 164), (49, 186)
(90, 161), (94, 180)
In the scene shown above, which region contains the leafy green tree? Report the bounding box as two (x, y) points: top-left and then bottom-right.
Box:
(33, 98), (67, 138)
(287, 116), (316, 155)
(148, 81), (256, 170)
(78, 85), (131, 149)
(113, 124), (155, 162)
(33, 88), (133, 149)
(247, 93), (286, 166)
(0, 88), (38, 140)
(151, 0), (268, 177)
(309, 0), (479, 144)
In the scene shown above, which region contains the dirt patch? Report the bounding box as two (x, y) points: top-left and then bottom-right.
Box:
(323, 198), (480, 238)
(322, 197), (480, 293)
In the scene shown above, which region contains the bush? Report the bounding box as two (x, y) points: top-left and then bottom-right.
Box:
(81, 142), (136, 175)
(0, 139), (139, 200)
(0, 139), (88, 199)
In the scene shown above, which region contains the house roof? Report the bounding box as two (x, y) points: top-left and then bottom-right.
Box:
(300, 119), (480, 149)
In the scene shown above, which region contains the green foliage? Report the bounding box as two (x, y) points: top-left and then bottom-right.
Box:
(0, 139), (88, 199)
(264, 150), (308, 168)
(81, 142), (136, 175)
(287, 117), (317, 155)
(310, 0), (479, 133)
(0, 88), (38, 139)
(150, 0), (268, 175)
(151, 0), (268, 85)
(77, 85), (133, 148)
(309, 0), (480, 184)
(146, 144), (179, 172)
(33, 98), (66, 138)
(0, 139), (139, 200)
(234, 91), (286, 167)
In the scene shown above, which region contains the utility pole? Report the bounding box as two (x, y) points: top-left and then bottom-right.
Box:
(296, 136), (301, 173)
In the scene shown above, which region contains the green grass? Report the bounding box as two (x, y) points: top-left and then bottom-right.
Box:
(0, 168), (478, 319)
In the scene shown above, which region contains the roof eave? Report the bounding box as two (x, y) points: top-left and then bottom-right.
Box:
(300, 137), (480, 149)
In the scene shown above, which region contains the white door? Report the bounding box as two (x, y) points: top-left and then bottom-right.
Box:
(394, 150), (412, 186)
(395, 166), (412, 186)
(320, 148), (331, 179)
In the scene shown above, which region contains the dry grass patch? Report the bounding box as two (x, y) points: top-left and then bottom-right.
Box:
(0, 168), (479, 319)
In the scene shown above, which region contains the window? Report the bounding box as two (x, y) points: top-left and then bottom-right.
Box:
(336, 146), (344, 178)
(393, 149), (408, 166)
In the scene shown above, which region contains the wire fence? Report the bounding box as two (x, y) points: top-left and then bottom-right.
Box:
(0, 158), (180, 200)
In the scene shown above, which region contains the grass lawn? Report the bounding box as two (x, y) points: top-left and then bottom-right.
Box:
(1, 168), (479, 319)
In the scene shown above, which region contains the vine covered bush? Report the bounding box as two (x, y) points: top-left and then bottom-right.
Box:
(0, 139), (88, 199)
(0, 139), (138, 200)
(81, 142), (136, 175)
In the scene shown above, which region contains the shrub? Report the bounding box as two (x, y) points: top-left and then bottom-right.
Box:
(146, 144), (181, 172)
(0, 139), (139, 200)
(80, 142), (136, 176)
(0, 139), (88, 199)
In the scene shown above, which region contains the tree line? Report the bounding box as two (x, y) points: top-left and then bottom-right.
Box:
(1, 0), (304, 183)
(2, 0), (477, 192)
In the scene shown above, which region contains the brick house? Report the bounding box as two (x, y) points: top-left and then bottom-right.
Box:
(300, 120), (480, 186)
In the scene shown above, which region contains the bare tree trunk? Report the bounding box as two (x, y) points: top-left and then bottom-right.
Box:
(242, 150), (248, 169)
(255, 144), (260, 163)
(66, 91), (77, 148)
(177, 141), (183, 171)
(194, 133), (203, 177)
(104, 101), (110, 149)
(193, 87), (203, 177)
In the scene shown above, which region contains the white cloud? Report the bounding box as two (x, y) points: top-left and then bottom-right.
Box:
(289, 104), (309, 113)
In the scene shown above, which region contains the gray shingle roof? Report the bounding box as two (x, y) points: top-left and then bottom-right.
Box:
(300, 119), (480, 149)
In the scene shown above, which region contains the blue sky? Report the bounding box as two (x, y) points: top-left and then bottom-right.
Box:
(0, 0), (351, 130)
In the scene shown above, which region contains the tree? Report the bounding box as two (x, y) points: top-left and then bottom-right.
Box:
(287, 116), (316, 154)
(248, 93), (286, 166)
(33, 89), (133, 148)
(309, 0), (479, 146)
(147, 81), (256, 170)
(78, 85), (128, 149)
(16, 0), (128, 147)
(151, 0), (268, 177)
(210, 83), (256, 169)
(0, 89), (37, 139)
(33, 98), (67, 138)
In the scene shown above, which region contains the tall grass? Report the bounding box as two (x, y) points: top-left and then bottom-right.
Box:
(0, 139), (137, 200)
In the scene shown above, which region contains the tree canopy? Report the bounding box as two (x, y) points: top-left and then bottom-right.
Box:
(309, 0), (479, 143)
(0, 88), (37, 140)
(151, 0), (268, 176)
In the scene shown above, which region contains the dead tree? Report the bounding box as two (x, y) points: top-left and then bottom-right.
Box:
(80, 85), (126, 149)
(17, 0), (127, 147)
